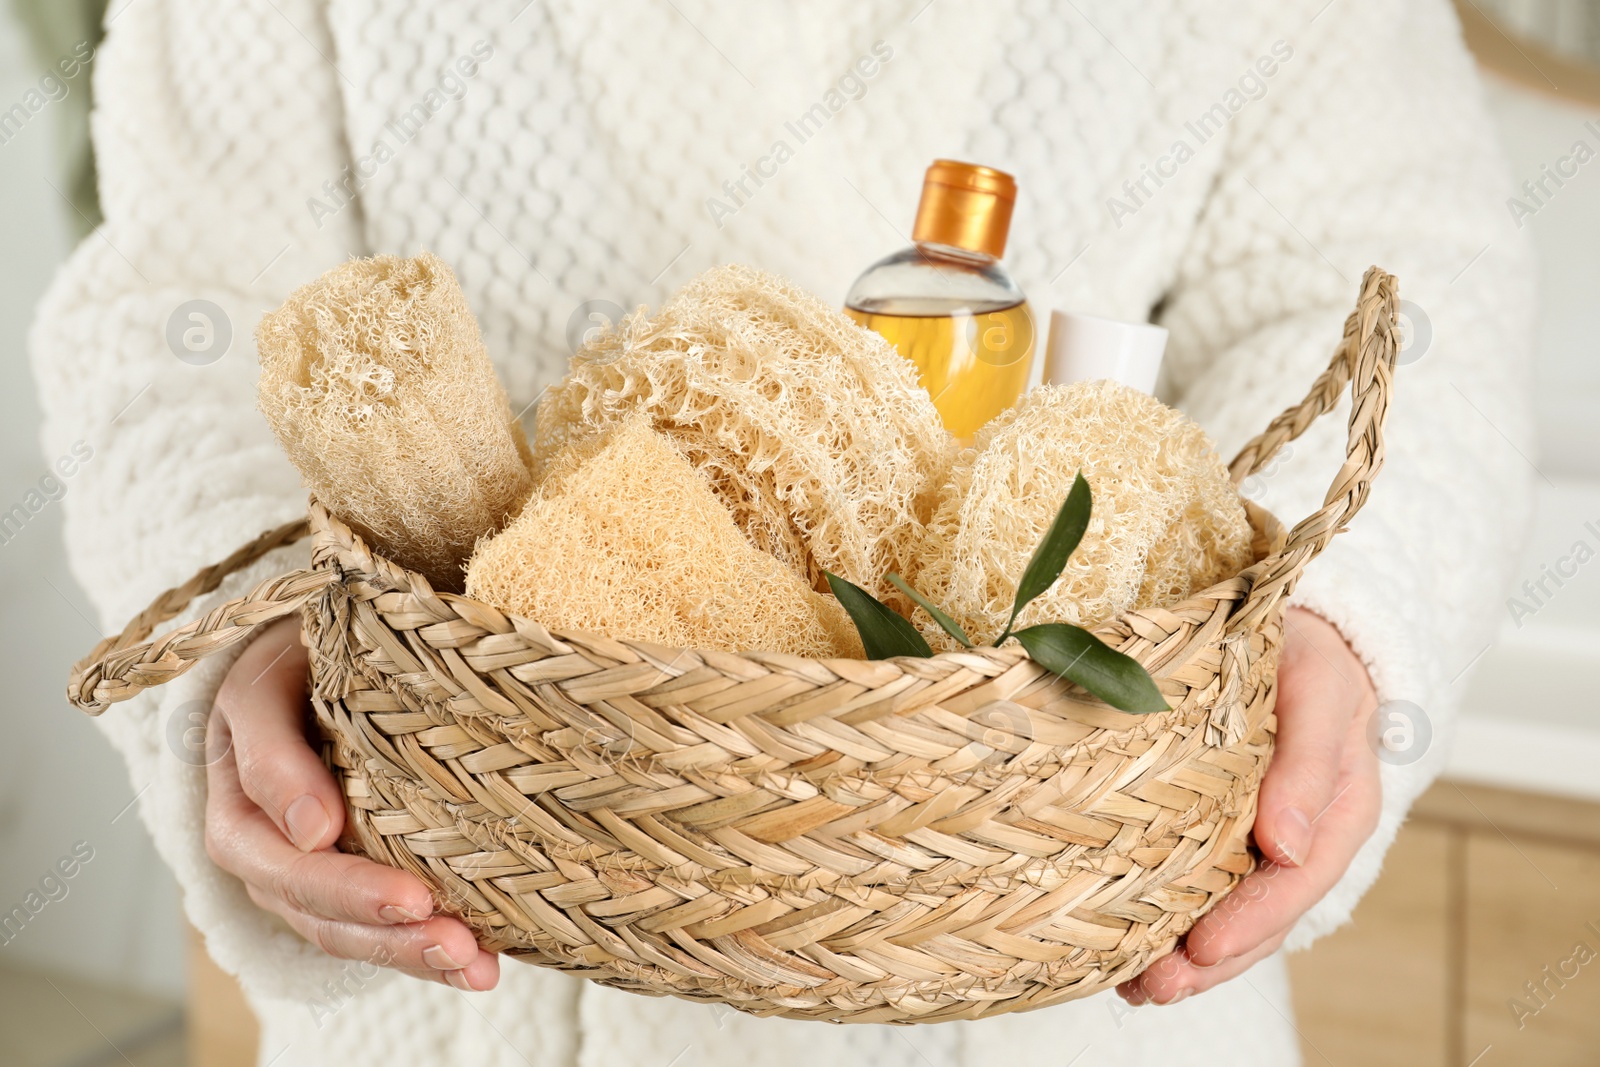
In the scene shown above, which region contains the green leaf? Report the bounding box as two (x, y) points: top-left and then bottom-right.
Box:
(885, 573), (971, 648)
(824, 571), (933, 660)
(1012, 623), (1169, 714)
(996, 472), (1092, 645)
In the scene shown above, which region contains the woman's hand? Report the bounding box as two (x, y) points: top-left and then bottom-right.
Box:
(1117, 606), (1381, 1005)
(203, 616), (500, 991)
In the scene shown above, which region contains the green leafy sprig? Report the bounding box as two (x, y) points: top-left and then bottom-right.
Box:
(824, 471), (1168, 715)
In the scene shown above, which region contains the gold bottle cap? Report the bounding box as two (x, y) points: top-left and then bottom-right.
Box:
(910, 159), (1017, 259)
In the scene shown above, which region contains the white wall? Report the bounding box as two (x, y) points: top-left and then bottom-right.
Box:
(1482, 74), (1600, 477)
(1446, 73), (1600, 798)
(0, 10), (184, 997)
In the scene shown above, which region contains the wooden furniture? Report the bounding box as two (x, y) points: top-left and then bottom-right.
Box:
(1453, 0), (1600, 106)
(187, 925), (259, 1067)
(1289, 779), (1600, 1065)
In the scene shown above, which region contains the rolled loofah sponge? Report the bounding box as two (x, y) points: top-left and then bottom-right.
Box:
(533, 264), (954, 600)
(256, 251), (535, 591)
(909, 380), (1255, 648)
(466, 417), (863, 658)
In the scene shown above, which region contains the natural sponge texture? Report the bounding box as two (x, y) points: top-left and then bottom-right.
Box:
(533, 264), (953, 599)
(910, 380), (1254, 647)
(466, 417), (863, 658)
(256, 251), (534, 591)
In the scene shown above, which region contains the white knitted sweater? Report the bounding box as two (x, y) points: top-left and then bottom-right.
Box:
(30, 1), (1534, 1064)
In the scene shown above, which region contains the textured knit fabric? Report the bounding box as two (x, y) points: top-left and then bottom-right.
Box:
(29, 1), (1534, 1064)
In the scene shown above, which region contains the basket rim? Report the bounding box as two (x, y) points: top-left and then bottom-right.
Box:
(302, 491), (1291, 775)
(306, 491), (1287, 675)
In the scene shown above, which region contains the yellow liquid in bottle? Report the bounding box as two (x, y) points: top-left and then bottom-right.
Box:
(846, 301), (1036, 441)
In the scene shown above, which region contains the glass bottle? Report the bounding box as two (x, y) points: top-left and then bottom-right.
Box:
(845, 160), (1035, 441)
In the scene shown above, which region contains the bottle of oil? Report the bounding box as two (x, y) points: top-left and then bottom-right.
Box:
(845, 160), (1034, 441)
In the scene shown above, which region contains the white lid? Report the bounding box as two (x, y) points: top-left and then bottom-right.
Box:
(1043, 310), (1168, 394)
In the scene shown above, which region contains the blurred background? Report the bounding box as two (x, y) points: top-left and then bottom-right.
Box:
(1, 1), (1597, 1064)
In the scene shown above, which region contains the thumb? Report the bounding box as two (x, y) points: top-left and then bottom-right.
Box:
(213, 616), (342, 852)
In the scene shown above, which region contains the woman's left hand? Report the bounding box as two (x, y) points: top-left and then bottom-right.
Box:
(1117, 606), (1382, 1005)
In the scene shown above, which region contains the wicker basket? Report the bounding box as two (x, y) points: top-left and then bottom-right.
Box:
(67, 268), (1399, 1024)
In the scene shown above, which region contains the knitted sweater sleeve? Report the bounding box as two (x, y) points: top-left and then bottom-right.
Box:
(28, 0), (372, 997)
(1158, 0), (1536, 950)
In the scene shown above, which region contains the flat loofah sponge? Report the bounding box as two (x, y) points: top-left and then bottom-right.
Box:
(466, 417), (863, 658)
(256, 251), (535, 591)
(910, 380), (1254, 648)
(533, 264), (954, 600)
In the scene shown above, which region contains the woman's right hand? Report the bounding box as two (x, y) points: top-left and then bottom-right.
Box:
(203, 616), (500, 991)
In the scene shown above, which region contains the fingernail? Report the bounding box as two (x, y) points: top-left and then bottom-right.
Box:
(284, 795), (330, 852)
(1273, 806), (1312, 867)
(1122, 985), (1150, 1006)
(379, 904), (430, 924)
(1193, 954), (1233, 969)
(1161, 988), (1193, 1005)
(424, 944), (470, 970)
(445, 969), (475, 991)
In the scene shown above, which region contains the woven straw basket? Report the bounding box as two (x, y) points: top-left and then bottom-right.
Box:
(68, 268), (1398, 1024)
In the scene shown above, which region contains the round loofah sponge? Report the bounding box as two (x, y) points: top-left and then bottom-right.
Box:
(256, 251), (535, 592)
(533, 264), (954, 600)
(466, 417), (863, 658)
(909, 380), (1254, 649)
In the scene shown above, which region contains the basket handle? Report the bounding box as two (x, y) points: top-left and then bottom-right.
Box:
(1225, 266), (1400, 629)
(66, 517), (334, 715)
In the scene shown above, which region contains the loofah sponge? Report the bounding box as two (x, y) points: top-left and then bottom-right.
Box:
(533, 264), (954, 600)
(909, 380), (1254, 648)
(466, 417), (863, 658)
(256, 251), (535, 591)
